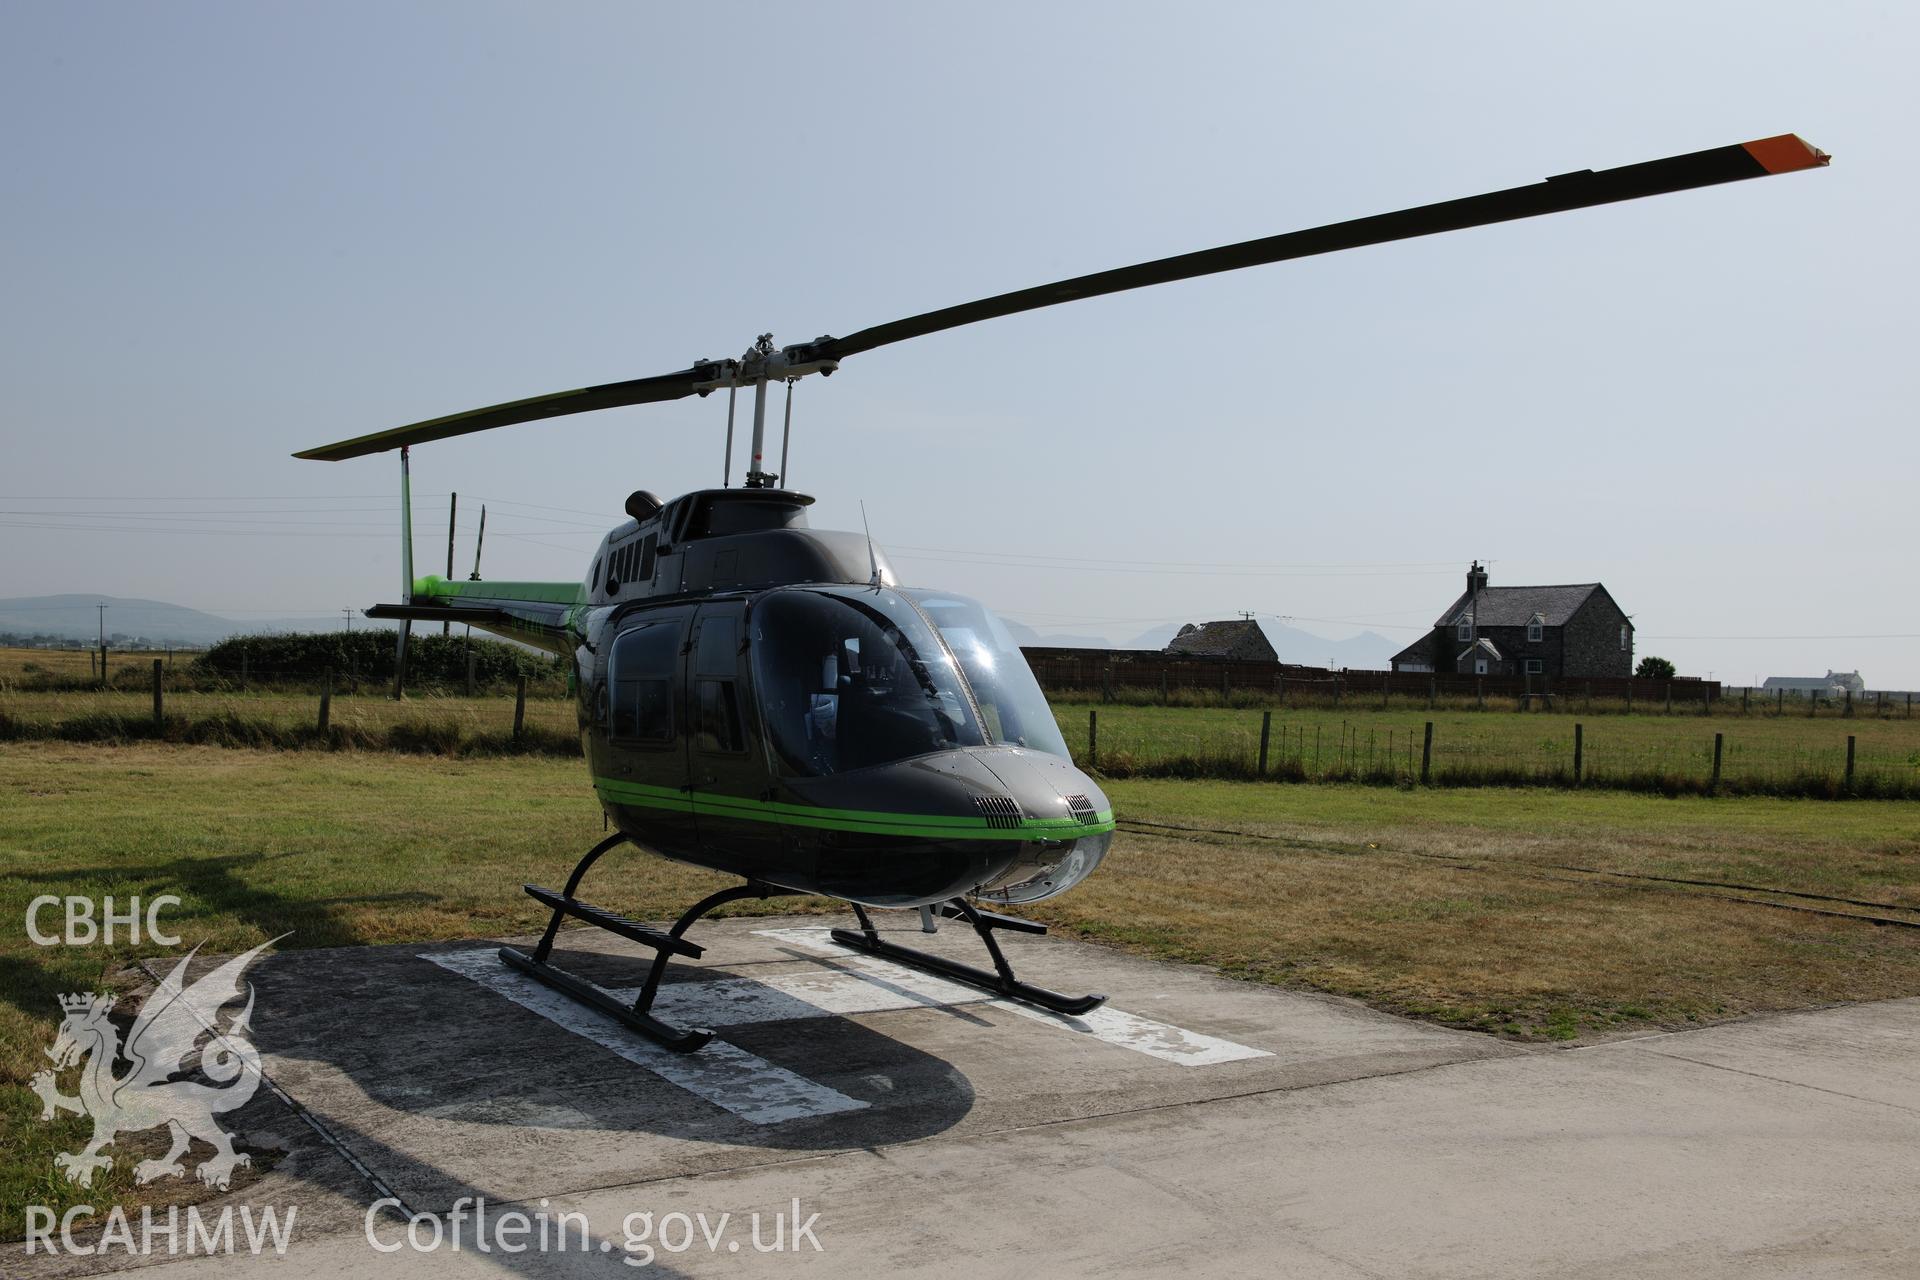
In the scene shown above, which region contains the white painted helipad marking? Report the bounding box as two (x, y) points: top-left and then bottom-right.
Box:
(753, 927), (1272, 1067)
(422, 949), (867, 1125)
(613, 967), (990, 1025)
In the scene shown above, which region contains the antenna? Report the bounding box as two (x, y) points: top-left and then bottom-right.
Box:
(860, 501), (881, 588)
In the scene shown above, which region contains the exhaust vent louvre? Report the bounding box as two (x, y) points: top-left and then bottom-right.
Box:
(973, 795), (1023, 829)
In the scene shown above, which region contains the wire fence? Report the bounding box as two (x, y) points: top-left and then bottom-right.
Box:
(6, 649), (1918, 797)
(1061, 706), (1920, 799)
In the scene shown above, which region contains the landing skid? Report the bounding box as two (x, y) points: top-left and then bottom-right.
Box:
(498, 832), (800, 1054)
(830, 898), (1107, 1017)
(499, 834), (1105, 1052)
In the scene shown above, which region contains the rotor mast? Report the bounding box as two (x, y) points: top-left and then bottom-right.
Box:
(692, 333), (838, 488)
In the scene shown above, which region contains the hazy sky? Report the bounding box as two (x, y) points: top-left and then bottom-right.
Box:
(2, 3), (1912, 684)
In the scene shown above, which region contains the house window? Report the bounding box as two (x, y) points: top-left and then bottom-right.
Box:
(1620, 624), (1629, 652)
(1527, 615), (1544, 643)
(1524, 659), (1543, 675)
(1455, 615), (1473, 642)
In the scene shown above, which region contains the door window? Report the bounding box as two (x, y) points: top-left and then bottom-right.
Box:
(609, 621), (679, 743)
(693, 613), (745, 754)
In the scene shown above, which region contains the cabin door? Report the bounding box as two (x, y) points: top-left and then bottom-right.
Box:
(603, 606), (698, 857)
(686, 601), (778, 875)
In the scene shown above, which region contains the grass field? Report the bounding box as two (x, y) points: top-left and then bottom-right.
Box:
(5, 741), (1920, 1235)
(1050, 699), (1920, 795)
(6, 665), (1918, 797)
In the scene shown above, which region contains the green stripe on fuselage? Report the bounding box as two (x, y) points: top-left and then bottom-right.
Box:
(592, 776), (1115, 841)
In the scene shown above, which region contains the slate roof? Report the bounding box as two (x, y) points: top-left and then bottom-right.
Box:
(1434, 584), (1601, 629)
(1389, 637), (1430, 665)
(1164, 619), (1276, 660)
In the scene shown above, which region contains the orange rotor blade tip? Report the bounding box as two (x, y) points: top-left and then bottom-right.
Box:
(1743, 134), (1831, 174)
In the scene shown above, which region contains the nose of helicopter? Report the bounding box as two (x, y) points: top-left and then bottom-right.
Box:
(964, 746), (1115, 904)
(779, 746), (1115, 906)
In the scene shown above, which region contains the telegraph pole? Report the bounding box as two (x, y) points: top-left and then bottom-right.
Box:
(342, 608), (353, 634)
(96, 602), (108, 687)
(443, 491), (457, 636)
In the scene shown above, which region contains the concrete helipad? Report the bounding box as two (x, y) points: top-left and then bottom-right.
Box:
(13, 916), (1920, 1277)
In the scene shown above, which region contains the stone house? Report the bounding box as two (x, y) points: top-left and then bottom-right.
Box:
(1389, 563), (1633, 680)
(1164, 619), (1278, 663)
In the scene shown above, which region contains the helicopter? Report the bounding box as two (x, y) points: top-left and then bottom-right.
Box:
(297, 134), (1826, 1052)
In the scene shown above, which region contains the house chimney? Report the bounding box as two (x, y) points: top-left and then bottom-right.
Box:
(1467, 561), (1489, 594)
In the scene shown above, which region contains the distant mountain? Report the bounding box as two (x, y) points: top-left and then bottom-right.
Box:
(0, 595), (389, 647)
(1123, 618), (1400, 670)
(1000, 619), (1116, 650)
(1121, 623), (1184, 651)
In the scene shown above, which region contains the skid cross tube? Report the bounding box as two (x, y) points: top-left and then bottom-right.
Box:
(830, 898), (1106, 1016)
(499, 834), (798, 1053)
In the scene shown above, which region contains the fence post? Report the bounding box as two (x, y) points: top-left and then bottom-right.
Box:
(1573, 722), (1583, 785)
(1710, 732), (1723, 794)
(1909, 692), (1913, 719)
(1845, 734), (1856, 791)
(1420, 721), (1433, 784)
(1257, 710), (1271, 777)
(1476, 677), (1484, 709)
(513, 675), (527, 741)
(1088, 709), (1098, 768)
(1742, 687), (1750, 715)
(151, 658), (164, 725)
(1276, 675), (1285, 705)
(1665, 682), (1672, 714)
(318, 670), (332, 734)
(1428, 676), (1436, 709)
(465, 649), (477, 697)
(1625, 682), (1633, 714)
(1844, 689), (1854, 718)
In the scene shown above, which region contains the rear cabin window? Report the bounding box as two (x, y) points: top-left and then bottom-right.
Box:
(609, 621), (680, 743)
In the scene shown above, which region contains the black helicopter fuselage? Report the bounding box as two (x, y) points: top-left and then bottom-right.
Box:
(386, 487), (1115, 909)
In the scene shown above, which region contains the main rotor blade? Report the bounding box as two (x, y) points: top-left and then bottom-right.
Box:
(294, 366), (711, 461)
(296, 135), (1823, 462)
(816, 134), (1828, 361)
